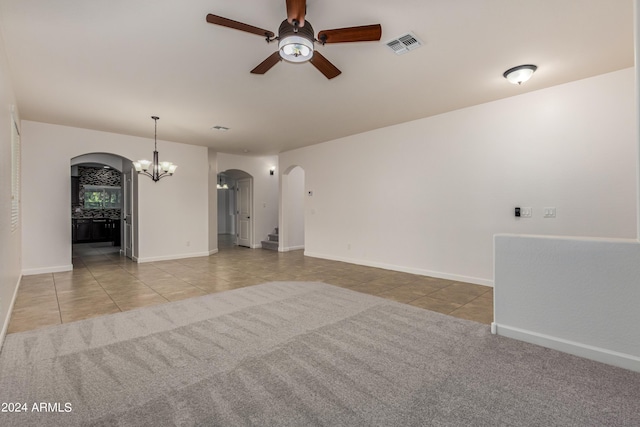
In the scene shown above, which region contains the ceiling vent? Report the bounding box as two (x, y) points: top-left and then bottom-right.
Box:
(385, 32), (423, 55)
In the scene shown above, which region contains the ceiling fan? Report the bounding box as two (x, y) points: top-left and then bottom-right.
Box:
(206, 0), (382, 79)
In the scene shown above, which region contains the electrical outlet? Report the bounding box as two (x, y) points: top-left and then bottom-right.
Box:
(521, 207), (532, 218)
(543, 207), (556, 218)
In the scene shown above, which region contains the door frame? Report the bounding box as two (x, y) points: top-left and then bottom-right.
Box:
(236, 177), (253, 248)
(70, 153), (138, 260)
(123, 168), (134, 259)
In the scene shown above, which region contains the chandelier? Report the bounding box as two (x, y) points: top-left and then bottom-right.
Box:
(133, 116), (177, 181)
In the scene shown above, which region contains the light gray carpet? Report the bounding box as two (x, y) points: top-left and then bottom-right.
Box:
(0, 281), (638, 426)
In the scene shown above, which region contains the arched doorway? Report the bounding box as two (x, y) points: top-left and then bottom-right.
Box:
(280, 165), (305, 252)
(217, 169), (253, 249)
(70, 153), (138, 260)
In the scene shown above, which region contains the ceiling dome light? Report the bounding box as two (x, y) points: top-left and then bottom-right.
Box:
(278, 20), (314, 63)
(503, 64), (537, 85)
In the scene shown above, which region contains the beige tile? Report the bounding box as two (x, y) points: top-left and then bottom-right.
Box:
(348, 282), (399, 296)
(428, 282), (492, 305)
(56, 287), (109, 303)
(140, 279), (196, 294)
(58, 292), (115, 310)
(192, 280), (239, 294)
(112, 293), (169, 311)
(162, 287), (208, 302)
(409, 296), (462, 314)
(324, 277), (362, 288)
(13, 295), (58, 310)
(54, 277), (101, 289)
(377, 287), (431, 304)
(7, 309), (61, 334)
(449, 297), (494, 325)
(10, 240), (493, 332)
(20, 274), (55, 285)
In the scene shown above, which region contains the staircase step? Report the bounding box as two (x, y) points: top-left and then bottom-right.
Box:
(268, 234), (279, 242)
(261, 240), (278, 251)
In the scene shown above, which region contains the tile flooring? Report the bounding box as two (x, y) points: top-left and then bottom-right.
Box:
(7, 238), (493, 334)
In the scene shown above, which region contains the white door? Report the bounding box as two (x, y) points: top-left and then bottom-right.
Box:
(236, 178), (252, 248)
(123, 169), (134, 259)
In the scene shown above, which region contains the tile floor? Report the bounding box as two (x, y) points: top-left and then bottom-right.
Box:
(7, 237), (493, 334)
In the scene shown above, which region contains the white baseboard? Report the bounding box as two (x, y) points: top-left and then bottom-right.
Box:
(0, 274), (22, 351)
(22, 264), (73, 276)
(136, 251), (212, 263)
(493, 323), (640, 373)
(208, 249), (219, 255)
(303, 251), (493, 287)
(280, 245), (304, 252)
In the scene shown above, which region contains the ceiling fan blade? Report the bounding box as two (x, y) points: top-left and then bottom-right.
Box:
(317, 24), (382, 44)
(309, 51), (341, 79)
(251, 52), (282, 74)
(286, 0), (306, 27)
(206, 14), (275, 39)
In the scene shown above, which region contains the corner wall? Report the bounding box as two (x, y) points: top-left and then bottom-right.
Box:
(279, 68), (637, 285)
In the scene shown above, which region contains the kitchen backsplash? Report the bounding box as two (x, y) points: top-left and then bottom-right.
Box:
(73, 166), (122, 219)
(72, 208), (121, 219)
(79, 166), (121, 186)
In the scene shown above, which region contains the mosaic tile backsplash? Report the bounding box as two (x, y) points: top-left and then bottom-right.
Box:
(72, 166), (122, 219)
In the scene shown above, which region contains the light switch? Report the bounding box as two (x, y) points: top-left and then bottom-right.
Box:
(543, 207), (556, 218)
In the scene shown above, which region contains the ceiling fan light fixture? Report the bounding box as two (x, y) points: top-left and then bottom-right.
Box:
(277, 19), (315, 63)
(503, 64), (537, 85)
(279, 35), (314, 63)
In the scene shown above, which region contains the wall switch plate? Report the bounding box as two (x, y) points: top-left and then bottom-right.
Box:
(543, 207), (556, 218)
(521, 207), (532, 218)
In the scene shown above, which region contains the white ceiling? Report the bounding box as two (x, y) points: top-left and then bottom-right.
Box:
(0, 0), (633, 155)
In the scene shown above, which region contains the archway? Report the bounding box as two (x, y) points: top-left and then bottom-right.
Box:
(70, 153), (138, 260)
(280, 165), (305, 252)
(217, 169), (253, 250)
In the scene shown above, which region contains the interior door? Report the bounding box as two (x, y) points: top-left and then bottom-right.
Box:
(123, 169), (134, 258)
(236, 178), (252, 248)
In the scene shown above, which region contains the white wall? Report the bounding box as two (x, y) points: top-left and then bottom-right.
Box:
(280, 165), (305, 251)
(0, 32), (21, 345)
(22, 121), (210, 272)
(279, 68), (638, 285)
(217, 153), (279, 248)
(493, 235), (640, 372)
(71, 153), (124, 171)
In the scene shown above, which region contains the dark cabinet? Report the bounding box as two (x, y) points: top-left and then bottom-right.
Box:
(74, 219), (92, 242)
(72, 218), (121, 245)
(91, 219), (110, 241)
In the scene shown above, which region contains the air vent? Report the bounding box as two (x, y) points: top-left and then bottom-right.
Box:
(385, 32), (423, 55)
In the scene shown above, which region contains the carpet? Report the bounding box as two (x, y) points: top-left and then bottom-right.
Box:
(0, 281), (638, 426)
